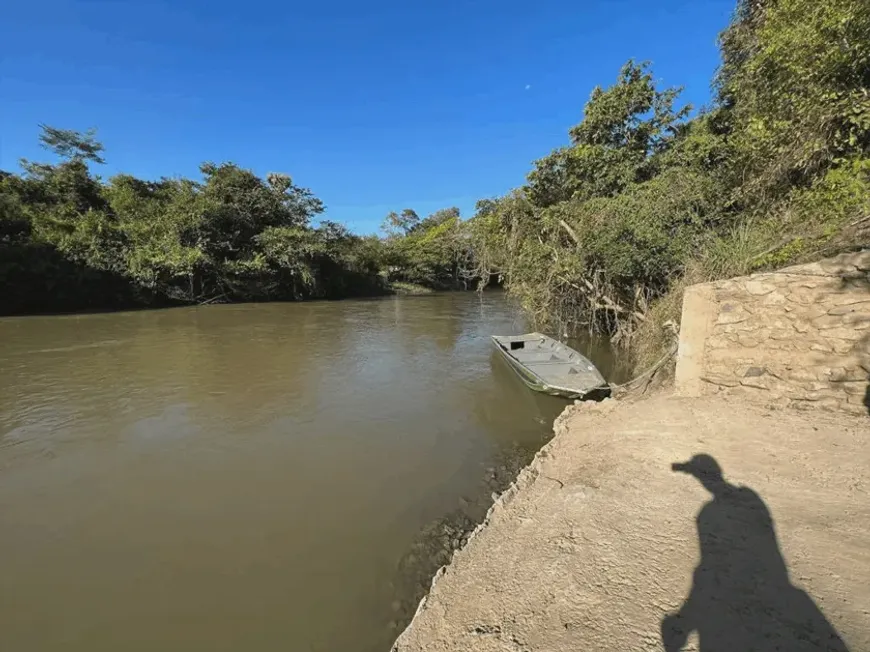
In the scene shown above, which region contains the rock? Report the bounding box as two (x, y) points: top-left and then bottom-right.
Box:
(823, 328), (862, 341)
(793, 321), (811, 333)
(842, 402), (868, 415)
(762, 290), (788, 305)
(741, 376), (771, 390)
(832, 340), (856, 354)
(812, 314), (851, 330)
(828, 304), (864, 316)
(802, 381), (836, 392)
(828, 368), (869, 382)
(799, 391), (840, 402)
(701, 374), (740, 388)
(744, 280), (775, 295)
(736, 335), (760, 348)
(716, 304), (750, 325)
(706, 335), (733, 349)
(841, 381), (869, 395)
(765, 339), (798, 351)
(827, 295), (870, 307)
(790, 369), (820, 383)
(713, 280), (743, 295)
(812, 397), (843, 411)
(786, 292), (813, 305)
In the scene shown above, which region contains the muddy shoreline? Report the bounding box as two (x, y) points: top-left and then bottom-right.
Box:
(388, 402), (576, 641)
(387, 437), (554, 635)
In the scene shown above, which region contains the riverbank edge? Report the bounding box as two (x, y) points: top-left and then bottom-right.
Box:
(0, 283), (484, 318)
(390, 395), (596, 649)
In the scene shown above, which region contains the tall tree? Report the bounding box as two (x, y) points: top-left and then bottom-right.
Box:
(37, 125), (106, 164)
(381, 208), (420, 236)
(525, 61), (690, 208)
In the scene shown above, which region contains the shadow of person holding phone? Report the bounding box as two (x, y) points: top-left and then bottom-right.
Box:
(661, 454), (850, 652)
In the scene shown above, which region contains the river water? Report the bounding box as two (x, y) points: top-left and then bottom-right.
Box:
(0, 292), (622, 651)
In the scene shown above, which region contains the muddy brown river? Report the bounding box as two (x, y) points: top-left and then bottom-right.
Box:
(0, 293), (623, 651)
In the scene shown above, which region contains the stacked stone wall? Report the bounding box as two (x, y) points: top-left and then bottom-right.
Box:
(675, 251), (870, 415)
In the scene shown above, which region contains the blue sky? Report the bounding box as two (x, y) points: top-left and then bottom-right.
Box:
(1, 0), (735, 234)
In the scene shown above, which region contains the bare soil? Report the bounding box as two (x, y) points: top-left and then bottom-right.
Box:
(392, 394), (870, 651)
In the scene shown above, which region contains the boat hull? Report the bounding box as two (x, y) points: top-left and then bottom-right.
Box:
(490, 334), (610, 400)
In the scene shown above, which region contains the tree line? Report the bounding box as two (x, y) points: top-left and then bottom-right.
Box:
(2, 0), (868, 374)
(0, 124), (478, 314)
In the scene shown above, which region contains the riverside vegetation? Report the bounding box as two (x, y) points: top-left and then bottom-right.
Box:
(2, 0), (868, 370)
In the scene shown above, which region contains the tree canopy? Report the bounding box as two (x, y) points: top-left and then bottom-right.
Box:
(0, 128), (386, 313)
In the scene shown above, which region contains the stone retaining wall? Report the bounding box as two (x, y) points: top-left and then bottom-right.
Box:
(675, 251), (870, 415)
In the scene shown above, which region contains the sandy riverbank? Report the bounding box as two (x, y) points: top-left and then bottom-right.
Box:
(392, 394), (870, 651)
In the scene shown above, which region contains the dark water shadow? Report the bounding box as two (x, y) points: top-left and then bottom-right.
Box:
(662, 454), (850, 652)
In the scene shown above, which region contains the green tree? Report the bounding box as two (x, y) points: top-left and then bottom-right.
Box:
(381, 207), (471, 289)
(1, 126), (388, 314)
(381, 208), (421, 236)
(716, 0), (870, 198)
(38, 124), (106, 164)
(526, 61), (690, 207)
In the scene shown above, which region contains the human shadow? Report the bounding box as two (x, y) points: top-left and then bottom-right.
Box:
(661, 454), (850, 652)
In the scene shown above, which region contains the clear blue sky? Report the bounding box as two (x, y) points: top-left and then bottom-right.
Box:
(1, 0), (735, 234)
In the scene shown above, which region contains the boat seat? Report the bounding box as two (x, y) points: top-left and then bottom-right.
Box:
(512, 352), (561, 363)
(547, 371), (602, 386)
(525, 362), (579, 376)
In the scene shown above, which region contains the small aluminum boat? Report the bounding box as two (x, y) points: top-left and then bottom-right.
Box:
(491, 332), (609, 400)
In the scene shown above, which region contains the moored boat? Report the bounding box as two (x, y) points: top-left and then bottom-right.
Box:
(491, 332), (609, 400)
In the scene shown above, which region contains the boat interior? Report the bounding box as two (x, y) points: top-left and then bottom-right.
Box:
(496, 336), (586, 378)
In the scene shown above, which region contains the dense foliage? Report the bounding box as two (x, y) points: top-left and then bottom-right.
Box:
(0, 128), (388, 314)
(0, 126), (479, 314)
(379, 207), (475, 290)
(465, 0), (870, 360)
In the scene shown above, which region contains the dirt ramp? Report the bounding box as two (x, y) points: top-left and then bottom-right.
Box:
(392, 396), (870, 651)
